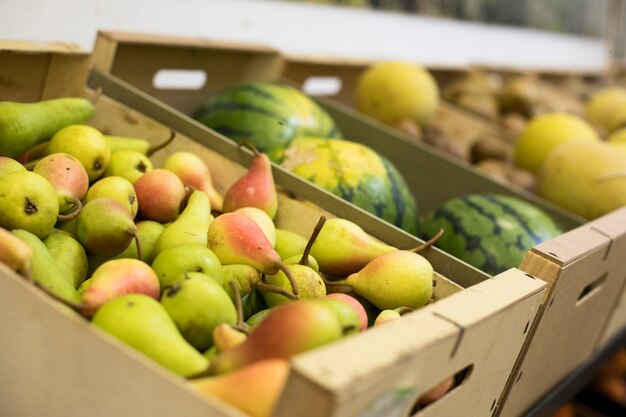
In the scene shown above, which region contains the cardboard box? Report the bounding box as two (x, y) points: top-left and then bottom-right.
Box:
(0, 40), (546, 417)
(90, 31), (626, 416)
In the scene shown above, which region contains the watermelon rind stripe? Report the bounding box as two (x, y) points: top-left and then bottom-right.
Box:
(482, 194), (544, 243)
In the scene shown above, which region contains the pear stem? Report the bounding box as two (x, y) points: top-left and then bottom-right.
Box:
(409, 228), (445, 253)
(147, 129), (176, 156)
(91, 88), (103, 105)
(277, 262), (299, 297)
(238, 140), (262, 158)
(229, 280), (244, 327)
(32, 282), (96, 318)
(56, 197), (83, 222)
(131, 230), (143, 262)
(252, 280), (299, 301)
(394, 306), (415, 315)
(300, 216), (326, 266)
(321, 275), (347, 287)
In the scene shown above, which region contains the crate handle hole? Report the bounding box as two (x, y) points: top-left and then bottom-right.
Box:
(409, 364), (474, 416)
(576, 272), (607, 306)
(302, 76), (343, 97)
(153, 69), (207, 90)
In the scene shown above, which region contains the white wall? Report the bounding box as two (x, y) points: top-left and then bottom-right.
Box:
(0, 0), (610, 72)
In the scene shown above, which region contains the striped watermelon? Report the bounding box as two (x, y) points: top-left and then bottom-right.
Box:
(194, 82), (342, 162)
(281, 138), (419, 235)
(421, 194), (563, 275)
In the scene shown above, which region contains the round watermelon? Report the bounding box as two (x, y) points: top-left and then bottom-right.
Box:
(421, 194), (563, 275)
(281, 138), (419, 235)
(194, 82), (342, 162)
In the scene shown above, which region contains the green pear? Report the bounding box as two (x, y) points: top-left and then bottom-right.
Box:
(160, 272), (237, 351)
(374, 309), (402, 325)
(283, 254), (319, 272)
(11, 229), (80, 303)
(0, 171), (59, 239)
(0, 226), (33, 278)
(84, 176), (138, 218)
(92, 294), (208, 377)
(310, 218), (396, 277)
(153, 190), (212, 255)
(221, 264), (256, 302)
(55, 217), (77, 237)
(274, 228), (308, 261)
(0, 156), (26, 178)
(151, 243), (222, 289)
(104, 150), (153, 183)
(43, 229), (88, 288)
(246, 308), (271, 328)
(315, 297), (361, 335)
(328, 251), (433, 310)
(47, 125), (111, 181)
(105, 132), (174, 155)
(234, 207), (276, 246)
(0, 98), (94, 158)
(262, 264), (325, 307)
(75, 198), (139, 258)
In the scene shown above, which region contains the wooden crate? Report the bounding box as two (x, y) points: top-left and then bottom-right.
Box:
(0, 40), (546, 417)
(90, 31), (626, 416)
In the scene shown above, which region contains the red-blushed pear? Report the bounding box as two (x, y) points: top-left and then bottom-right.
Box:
(416, 376), (455, 407)
(191, 359), (289, 417)
(33, 153), (88, 220)
(234, 207), (276, 246)
(326, 293), (368, 331)
(222, 142), (277, 219)
(76, 198), (141, 259)
(84, 176), (138, 218)
(78, 259), (160, 315)
(0, 156), (26, 178)
(0, 226), (33, 280)
(207, 299), (343, 375)
(164, 151), (224, 211)
(207, 212), (298, 298)
(134, 169), (185, 222)
(327, 251), (434, 310)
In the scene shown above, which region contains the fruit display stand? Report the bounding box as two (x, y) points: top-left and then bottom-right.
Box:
(89, 31), (626, 416)
(0, 40), (548, 417)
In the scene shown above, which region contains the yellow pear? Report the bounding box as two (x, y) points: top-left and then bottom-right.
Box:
(514, 112), (600, 174)
(585, 87), (626, 131)
(537, 142), (626, 219)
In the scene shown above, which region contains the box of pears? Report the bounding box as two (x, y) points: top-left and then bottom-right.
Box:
(90, 31), (626, 417)
(0, 40), (549, 417)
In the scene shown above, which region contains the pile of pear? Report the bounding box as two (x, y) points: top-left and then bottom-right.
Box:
(0, 97), (441, 417)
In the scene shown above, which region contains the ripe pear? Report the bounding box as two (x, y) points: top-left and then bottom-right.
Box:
(76, 198), (140, 258)
(514, 113), (600, 174)
(585, 87), (626, 131)
(537, 142), (626, 219)
(84, 176), (138, 218)
(262, 264), (325, 307)
(92, 294), (208, 377)
(234, 207), (276, 246)
(0, 98), (94, 158)
(274, 228), (308, 260)
(79, 259), (160, 313)
(329, 250), (433, 310)
(0, 156), (25, 178)
(208, 300), (343, 375)
(222, 144), (278, 219)
(47, 125), (111, 181)
(310, 218), (396, 277)
(0, 171), (59, 239)
(153, 190), (212, 255)
(33, 153), (89, 218)
(134, 169), (186, 222)
(315, 297), (361, 335)
(11, 229), (80, 303)
(191, 359), (289, 417)
(151, 243), (222, 290)
(326, 293), (368, 331)
(164, 151), (223, 211)
(43, 229), (88, 288)
(207, 213), (298, 297)
(374, 309), (402, 326)
(0, 226), (33, 279)
(104, 150), (153, 183)
(160, 272), (237, 351)
(212, 323), (248, 353)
